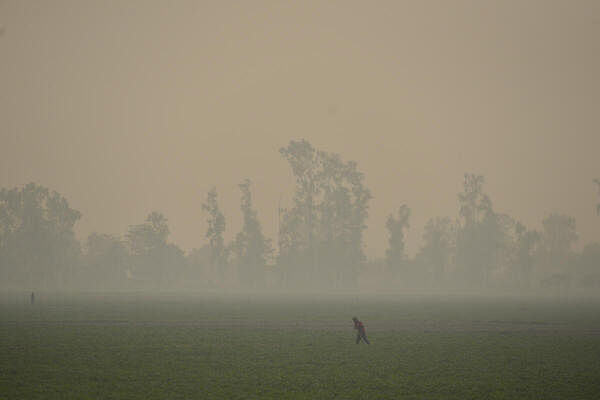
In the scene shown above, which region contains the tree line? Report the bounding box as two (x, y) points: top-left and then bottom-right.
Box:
(1, 139), (599, 291)
(383, 174), (600, 291)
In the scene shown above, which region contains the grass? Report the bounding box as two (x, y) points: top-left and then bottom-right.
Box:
(1, 292), (600, 399)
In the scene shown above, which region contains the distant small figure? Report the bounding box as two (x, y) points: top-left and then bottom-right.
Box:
(352, 316), (370, 344)
(30, 291), (34, 305)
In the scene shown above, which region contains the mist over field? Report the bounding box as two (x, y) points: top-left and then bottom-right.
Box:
(1, 1), (600, 399)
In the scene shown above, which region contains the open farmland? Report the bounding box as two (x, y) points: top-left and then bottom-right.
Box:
(1, 292), (600, 399)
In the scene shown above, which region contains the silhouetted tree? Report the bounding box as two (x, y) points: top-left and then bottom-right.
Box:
(511, 222), (540, 288)
(202, 187), (227, 286)
(418, 216), (455, 287)
(277, 205), (306, 287)
(317, 151), (371, 288)
(455, 174), (503, 288)
(279, 140), (320, 286)
(84, 233), (129, 290)
(230, 179), (273, 288)
(186, 245), (211, 287)
(458, 174), (492, 226)
(490, 213), (521, 286)
(126, 212), (169, 255)
(385, 205), (410, 284)
(126, 212), (184, 287)
(538, 214), (578, 277)
(0, 183), (81, 289)
(279, 139), (371, 288)
(578, 242), (600, 288)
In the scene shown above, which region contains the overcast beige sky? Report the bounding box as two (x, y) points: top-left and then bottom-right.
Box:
(1, 0), (599, 257)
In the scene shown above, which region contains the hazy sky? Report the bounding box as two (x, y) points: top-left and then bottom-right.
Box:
(1, 0), (599, 258)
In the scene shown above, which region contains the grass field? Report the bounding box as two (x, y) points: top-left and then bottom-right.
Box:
(1, 292), (600, 399)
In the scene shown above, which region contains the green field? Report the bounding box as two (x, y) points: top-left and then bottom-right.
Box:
(1, 292), (600, 399)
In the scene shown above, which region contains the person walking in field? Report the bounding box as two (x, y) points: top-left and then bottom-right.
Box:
(352, 317), (370, 344)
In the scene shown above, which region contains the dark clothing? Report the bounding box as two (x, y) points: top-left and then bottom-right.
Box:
(353, 319), (370, 344)
(356, 331), (370, 344)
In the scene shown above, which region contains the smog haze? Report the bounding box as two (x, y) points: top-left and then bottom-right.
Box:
(2, 0), (599, 259)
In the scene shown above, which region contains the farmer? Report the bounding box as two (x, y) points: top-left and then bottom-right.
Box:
(352, 316), (370, 344)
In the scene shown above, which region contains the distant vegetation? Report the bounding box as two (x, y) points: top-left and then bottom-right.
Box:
(1, 139), (599, 291)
